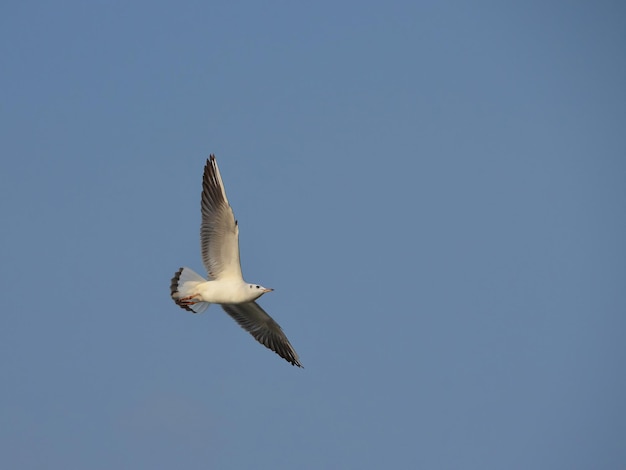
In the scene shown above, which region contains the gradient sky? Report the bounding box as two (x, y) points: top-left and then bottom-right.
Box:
(1, 2), (625, 469)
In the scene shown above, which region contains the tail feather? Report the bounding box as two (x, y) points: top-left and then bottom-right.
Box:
(170, 267), (210, 313)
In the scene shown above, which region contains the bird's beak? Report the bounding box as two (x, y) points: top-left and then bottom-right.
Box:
(263, 288), (274, 293)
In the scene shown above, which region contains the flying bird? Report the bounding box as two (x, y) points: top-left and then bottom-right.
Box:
(170, 155), (302, 367)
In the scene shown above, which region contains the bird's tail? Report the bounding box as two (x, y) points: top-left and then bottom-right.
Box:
(170, 267), (210, 313)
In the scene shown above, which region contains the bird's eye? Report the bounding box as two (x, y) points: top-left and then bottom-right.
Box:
(256, 285), (260, 289)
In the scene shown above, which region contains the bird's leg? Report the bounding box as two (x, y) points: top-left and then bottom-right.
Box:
(178, 294), (201, 306)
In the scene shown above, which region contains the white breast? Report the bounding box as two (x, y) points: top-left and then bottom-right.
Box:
(197, 280), (259, 304)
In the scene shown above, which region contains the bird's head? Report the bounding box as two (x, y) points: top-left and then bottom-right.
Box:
(248, 283), (273, 299)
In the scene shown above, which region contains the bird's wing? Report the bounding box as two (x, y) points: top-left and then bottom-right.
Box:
(200, 155), (243, 280)
(221, 302), (302, 367)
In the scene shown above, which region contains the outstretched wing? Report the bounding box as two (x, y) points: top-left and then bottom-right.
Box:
(221, 302), (302, 367)
(200, 155), (243, 280)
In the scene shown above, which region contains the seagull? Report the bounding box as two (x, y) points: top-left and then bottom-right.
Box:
(170, 155), (302, 367)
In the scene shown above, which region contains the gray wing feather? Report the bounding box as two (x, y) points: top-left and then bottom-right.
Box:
(200, 155), (243, 280)
(221, 302), (302, 367)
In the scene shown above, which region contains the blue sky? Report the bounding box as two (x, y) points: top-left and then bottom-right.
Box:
(1, 1), (625, 469)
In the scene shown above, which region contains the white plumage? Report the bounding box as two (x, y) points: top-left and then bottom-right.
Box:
(170, 155), (302, 367)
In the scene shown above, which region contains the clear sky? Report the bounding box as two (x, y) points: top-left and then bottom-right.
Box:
(1, 2), (625, 469)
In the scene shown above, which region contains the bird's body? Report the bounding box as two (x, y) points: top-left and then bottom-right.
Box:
(170, 155), (302, 367)
(176, 277), (269, 305)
